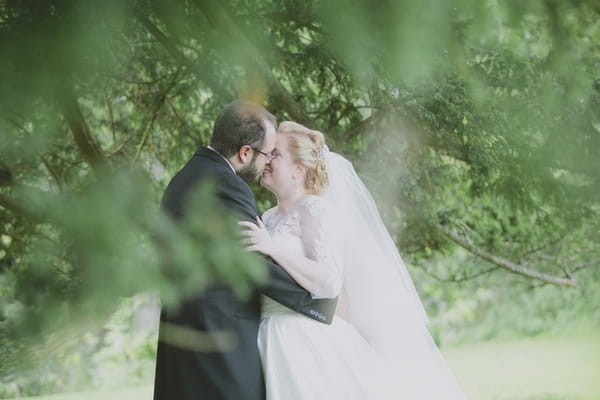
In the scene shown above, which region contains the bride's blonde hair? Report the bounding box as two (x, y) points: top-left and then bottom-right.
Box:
(277, 121), (329, 195)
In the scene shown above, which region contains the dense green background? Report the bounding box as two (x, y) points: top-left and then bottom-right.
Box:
(1, 0), (599, 398)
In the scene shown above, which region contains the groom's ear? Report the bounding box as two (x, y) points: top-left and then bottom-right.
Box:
(238, 145), (252, 163)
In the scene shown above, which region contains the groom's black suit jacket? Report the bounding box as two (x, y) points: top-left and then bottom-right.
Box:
(153, 147), (337, 400)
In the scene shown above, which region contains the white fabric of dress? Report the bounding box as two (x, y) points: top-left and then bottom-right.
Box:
(257, 195), (397, 399)
(257, 184), (468, 398)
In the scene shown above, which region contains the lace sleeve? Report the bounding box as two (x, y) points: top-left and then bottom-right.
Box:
(298, 196), (344, 298)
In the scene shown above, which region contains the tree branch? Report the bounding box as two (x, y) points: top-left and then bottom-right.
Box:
(345, 109), (385, 140)
(437, 223), (578, 288)
(132, 71), (181, 168)
(137, 14), (232, 100)
(40, 155), (63, 190)
(572, 257), (600, 273)
(518, 233), (567, 262)
(582, 0), (600, 15)
(104, 86), (117, 149)
(61, 91), (107, 175)
(0, 164), (45, 220)
(0, 163), (12, 186)
(190, 0), (317, 129)
(0, 163), (24, 216)
(422, 265), (501, 283)
(0, 192), (28, 217)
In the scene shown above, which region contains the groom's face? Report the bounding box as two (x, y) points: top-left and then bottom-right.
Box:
(238, 120), (276, 183)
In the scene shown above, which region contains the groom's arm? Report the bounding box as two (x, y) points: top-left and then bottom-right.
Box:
(217, 176), (337, 324)
(260, 256), (338, 323)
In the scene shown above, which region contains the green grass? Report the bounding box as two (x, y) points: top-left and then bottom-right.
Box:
(444, 330), (600, 400)
(12, 386), (153, 400)
(11, 330), (600, 400)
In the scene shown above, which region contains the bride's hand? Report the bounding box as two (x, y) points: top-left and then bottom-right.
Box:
(238, 217), (275, 256)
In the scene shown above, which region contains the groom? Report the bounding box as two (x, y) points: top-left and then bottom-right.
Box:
(153, 100), (338, 400)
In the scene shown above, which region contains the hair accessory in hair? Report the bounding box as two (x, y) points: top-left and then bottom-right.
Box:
(317, 144), (329, 160)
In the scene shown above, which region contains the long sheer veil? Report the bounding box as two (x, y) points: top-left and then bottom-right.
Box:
(322, 148), (468, 399)
(322, 148), (431, 364)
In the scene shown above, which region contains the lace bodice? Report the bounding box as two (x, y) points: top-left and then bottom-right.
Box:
(262, 195), (344, 300)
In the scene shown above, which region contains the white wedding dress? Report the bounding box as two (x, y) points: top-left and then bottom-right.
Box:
(257, 195), (397, 399)
(257, 150), (468, 399)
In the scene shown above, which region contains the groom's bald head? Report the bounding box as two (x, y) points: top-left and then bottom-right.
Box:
(210, 100), (277, 158)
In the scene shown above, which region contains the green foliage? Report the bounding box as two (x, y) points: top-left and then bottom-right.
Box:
(0, 295), (159, 398)
(2, 173), (265, 333)
(415, 247), (600, 346)
(1, 0), (600, 396)
(0, 173), (266, 396)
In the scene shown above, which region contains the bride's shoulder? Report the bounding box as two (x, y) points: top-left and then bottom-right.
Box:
(300, 194), (332, 216)
(261, 206), (278, 220)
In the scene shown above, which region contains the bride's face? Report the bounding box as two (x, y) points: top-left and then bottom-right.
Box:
(261, 134), (299, 194)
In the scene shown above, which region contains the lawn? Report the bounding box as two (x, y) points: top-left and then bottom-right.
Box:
(445, 331), (600, 400)
(10, 386), (154, 400)
(12, 330), (600, 400)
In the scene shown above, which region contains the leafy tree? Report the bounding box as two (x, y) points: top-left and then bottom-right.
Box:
(0, 0), (599, 396)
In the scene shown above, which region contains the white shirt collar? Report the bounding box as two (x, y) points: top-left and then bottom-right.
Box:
(207, 145), (236, 174)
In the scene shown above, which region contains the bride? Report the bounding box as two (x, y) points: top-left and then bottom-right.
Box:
(240, 121), (467, 399)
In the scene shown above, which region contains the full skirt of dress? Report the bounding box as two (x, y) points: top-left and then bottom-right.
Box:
(258, 299), (397, 400)
(258, 298), (468, 400)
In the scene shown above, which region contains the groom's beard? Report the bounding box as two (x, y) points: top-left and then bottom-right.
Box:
(237, 155), (261, 183)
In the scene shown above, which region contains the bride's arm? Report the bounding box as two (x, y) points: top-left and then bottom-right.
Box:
(239, 199), (344, 298)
